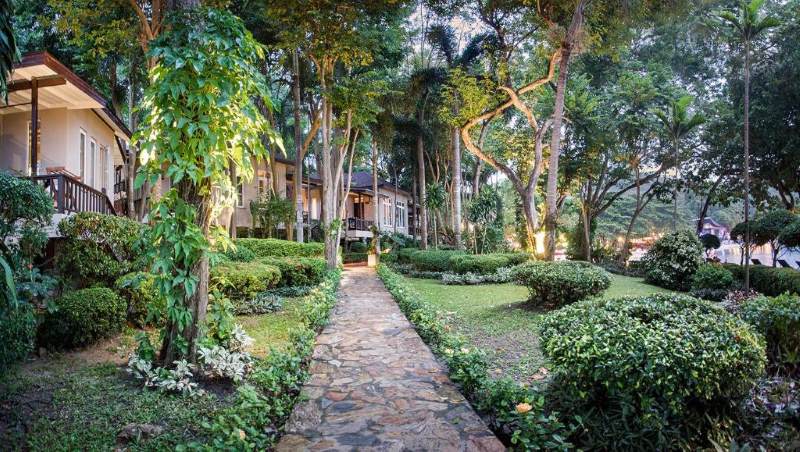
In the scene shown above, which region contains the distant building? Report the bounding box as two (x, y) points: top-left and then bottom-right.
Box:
(699, 218), (730, 240)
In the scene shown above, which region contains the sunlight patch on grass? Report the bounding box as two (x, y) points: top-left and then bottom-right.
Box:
(237, 296), (305, 357)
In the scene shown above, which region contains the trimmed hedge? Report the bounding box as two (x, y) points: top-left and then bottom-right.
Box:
(221, 245), (257, 262)
(210, 261), (281, 302)
(259, 257), (326, 288)
(56, 212), (147, 288)
(449, 253), (529, 275)
(740, 293), (800, 374)
(512, 261), (611, 307)
(234, 238), (324, 258)
(540, 294), (766, 449)
(641, 230), (704, 291)
(409, 249), (466, 272)
(39, 288), (127, 349)
(114, 272), (163, 327)
(690, 263), (735, 301)
(343, 252), (368, 264)
(723, 263), (800, 296)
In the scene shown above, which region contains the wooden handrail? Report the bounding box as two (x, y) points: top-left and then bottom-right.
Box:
(28, 173), (116, 216)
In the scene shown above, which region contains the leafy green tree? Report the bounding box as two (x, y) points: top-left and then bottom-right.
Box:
(713, 0), (780, 290)
(0, 0), (17, 98)
(135, 7), (280, 364)
(699, 233), (722, 259)
(424, 182), (447, 249)
(752, 210), (797, 267)
(653, 95), (705, 231)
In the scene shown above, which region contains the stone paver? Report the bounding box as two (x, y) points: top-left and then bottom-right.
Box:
(277, 266), (505, 451)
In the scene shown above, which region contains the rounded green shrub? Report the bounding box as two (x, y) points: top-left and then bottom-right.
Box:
(210, 261), (281, 301)
(511, 261), (611, 307)
(409, 249), (466, 272)
(396, 247), (418, 264)
(56, 213), (147, 288)
(449, 254), (510, 275)
(259, 257), (326, 287)
(114, 272), (164, 327)
(1, 303), (37, 372)
(740, 293), (800, 375)
(641, 230), (704, 291)
(220, 245), (256, 262)
(690, 263), (735, 301)
(39, 288), (127, 349)
(540, 294), (766, 449)
(349, 241), (368, 253)
(234, 238), (324, 258)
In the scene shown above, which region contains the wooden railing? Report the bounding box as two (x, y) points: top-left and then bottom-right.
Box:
(29, 174), (116, 216)
(347, 217), (373, 231)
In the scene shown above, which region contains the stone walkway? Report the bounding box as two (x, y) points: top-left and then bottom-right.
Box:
(277, 267), (504, 451)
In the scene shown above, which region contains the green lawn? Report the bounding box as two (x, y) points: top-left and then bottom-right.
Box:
(404, 273), (675, 384)
(1, 297), (307, 449)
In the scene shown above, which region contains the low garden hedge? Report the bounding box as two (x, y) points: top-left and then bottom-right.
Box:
(211, 261), (281, 302)
(512, 261), (611, 307)
(259, 257), (326, 288)
(408, 249), (466, 272)
(690, 263), (735, 301)
(449, 252), (529, 275)
(1, 302), (37, 373)
(114, 272), (164, 327)
(740, 293), (800, 375)
(39, 288), (127, 349)
(235, 238), (324, 258)
(377, 264), (574, 449)
(539, 293), (766, 449)
(723, 263), (800, 296)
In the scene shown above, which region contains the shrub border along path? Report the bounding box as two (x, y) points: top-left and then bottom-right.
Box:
(277, 266), (504, 451)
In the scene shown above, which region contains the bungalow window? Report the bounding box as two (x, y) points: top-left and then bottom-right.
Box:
(79, 131), (86, 181)
(395, 201), (406, 228)
(236, 177), (244, 208)
(88, 138), (97, 187)
(383, 198), (393, 226)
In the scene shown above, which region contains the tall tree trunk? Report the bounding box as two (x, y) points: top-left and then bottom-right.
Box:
(229, 161), (237, 238)
(673, 137), (679, 231)
(472, 158), (483, 198)
(292, 50), (305, 243)
(544, 0), (585, 261)
(372, 141), (380, 254)
(696, 177), (723, 234)
(127, 62), (138, 219)
(743, 40), (751, 291)
(321, 86), (337, 268)
(520, 189), (537, 253)
(417, 134), (428, 249)
(452, 127), (462, 249)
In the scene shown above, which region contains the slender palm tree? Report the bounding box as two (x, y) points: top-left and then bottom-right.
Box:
(653, 95), (705, 231)
(715, 0), (780, 292)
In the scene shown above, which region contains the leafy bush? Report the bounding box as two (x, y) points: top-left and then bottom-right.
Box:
(343, 252), (368, 264)
(39, 288), (127, 349)
(690, 263), (734, 301)
(210, 261), (281, 302)
(114, 272), (164, 327)
(220, 245), (257, 262)
(699, 233), (721, 256)
(441, 267), (514, 285)
(723, 263), (800, 296)
(448, 253), (528, 275)
(740, 294), (800, 375)
(641, 230), (704, 290)
(0, 302), (36, 373)
(349, 241), (368, 253)
(0, 172), (53, 265)
(259, 257), (326, 287)
(235, 238), (324, 258)
(377, 264), (574, 449)
(512, 261), (611, 307)
(56, 213), (147, 288)
(232, 292), (283, 315)
(539, 294), (765, 449)
(394, 247), (418, 264)
(409, 249), (465, 272)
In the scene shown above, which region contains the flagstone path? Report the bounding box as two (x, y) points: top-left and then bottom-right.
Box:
(277, 266), (505, 452)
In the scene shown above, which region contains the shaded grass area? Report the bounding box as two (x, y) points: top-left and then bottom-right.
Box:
(0, 298), (307, 450)
(237, 296), (304, 357)
(404, 274), (675, 384)
(0, 361), (224, 450)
